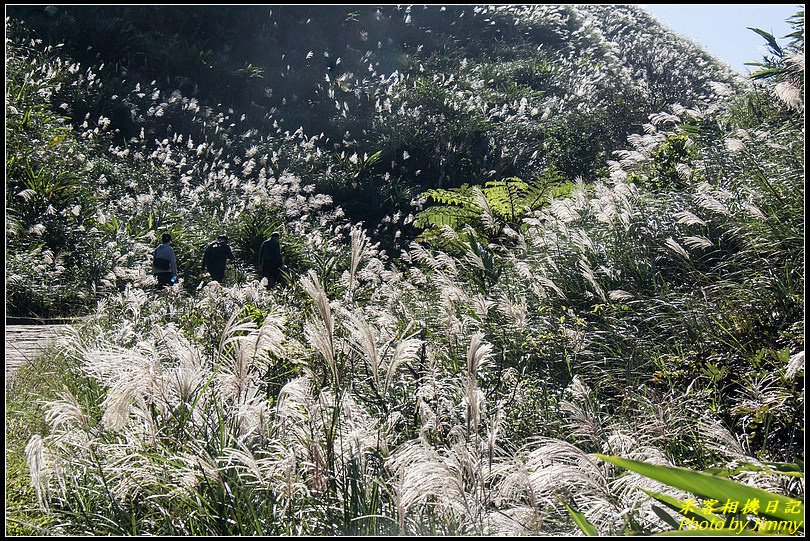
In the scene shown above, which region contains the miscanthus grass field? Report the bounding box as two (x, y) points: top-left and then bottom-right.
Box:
(5, 5), (804, 536)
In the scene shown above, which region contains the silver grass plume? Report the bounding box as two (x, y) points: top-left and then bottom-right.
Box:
(347, 225), (371, 295)
(663, 237), (691, 262)
(74, 341), (162, 432)
(388, 440), (469, 527)
(465, 333), (493, 436)
(682, 235), (714, 250)
(221, 440), (309, 507)
(774, 81), (803, 111)
(606, 444), (690, 532)
(785, 350), (804, 380)
(301, 270), (339, 385)
(25, 435), (63, 511)
(386, 335), (421, 394)
(497, 294), (528, 329)
(345, 309), (382, 388)
(524, 437), (613, 531)
(578, 259), (607, 302)
(473, 187), (499, 235)
(674, 210), (707, 227)
(697, 418), (750, 461)
(43, 391), (90, 433)
(560, 377), (603, 448)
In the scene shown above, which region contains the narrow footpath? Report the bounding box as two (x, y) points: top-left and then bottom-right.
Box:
(5, 324), (71, 382)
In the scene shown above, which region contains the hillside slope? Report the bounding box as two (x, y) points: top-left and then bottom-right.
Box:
(6, 4), (744, 317)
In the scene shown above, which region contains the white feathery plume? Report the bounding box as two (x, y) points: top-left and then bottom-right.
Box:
(43, 391), (90, 432)
(663, 237), (690, 261)
(222, 444), (269, 486)
(75, 340), (163, 432)
(169, 343), (210, 405)
(682, 235), (714, 250)
(560, 398), (603, 449)
(217, 311), (259, 358)
(608, 289), (634, 302)
(434, 251), (460, 274)
(785, 350), (804, 379)
(304, 320), (338, 385)
(301, 271), (338, 384)
(524, 437), (612, 525)
(483, 505), (538, 536)
(301, 270), (334, 335)
(497, 294), (528, 328)
(245, 313), (286, 363)
(232, 385), (270, 441)
(25, 435), (53, 510)
(743, 202), (767, 221)
(348, 226), (371, 294)
(465, 333), (493, 436)
(607, 443), (689, 531)
(345, 310), (381, 387)
(387, 440), (468, 522)
(473, 187), (499, 234)
(725, 137), (746, 152)
(100, 378), (140, 431)
(774, 81), (803, 110)
(695, 191), (730, 216)
(560, 377), (603, 447)
(550, 199), (580, 223)
(471, 293), (495, 320)
(386, 337), (421, 394)
(275, 376), (317, 453)
(409, 242), (441, 270)
(697, 418), (750, 460)
(674, 210), (707, 227)
(578, 259), (606, 302)
(786, 50), (804, 70)
(463, 245), (486, 271)
(538, 275), (567, 300)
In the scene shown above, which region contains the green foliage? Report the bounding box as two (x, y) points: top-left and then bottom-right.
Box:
(648, 134), (695, 191)
(415, 169), (572, 242)
(232, 207), (284, 270)
(595, 454), (804, 535)
(746, 10), (804, 89)
(3, 5), (805, 538)
(562, 499), (598, 536)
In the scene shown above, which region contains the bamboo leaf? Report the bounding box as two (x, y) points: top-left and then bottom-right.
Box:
(561, 499), (598, 536)
(596, 454), (804, 523)
(652, 504), (682, 530)
(746, 27), (783, 57)
(641, 489), (726, 523)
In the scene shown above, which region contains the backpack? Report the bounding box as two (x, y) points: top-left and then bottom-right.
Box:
(153, 257), (171, 272)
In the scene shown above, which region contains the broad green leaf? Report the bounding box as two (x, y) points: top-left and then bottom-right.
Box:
(641, 489), (724, 523)
(561, 500), (598, 536)
(746, 27), (783, 57)
(651, 504), (682, 530)
(596, 454), (804, 523)
(703, 462), (804, 479)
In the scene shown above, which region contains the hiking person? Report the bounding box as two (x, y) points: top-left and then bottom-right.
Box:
(202, 234), (234, 283)
(153, 233), (178, 288)
(258, 232), (283, 288)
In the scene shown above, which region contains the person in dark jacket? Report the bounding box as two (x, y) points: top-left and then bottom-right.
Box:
(153, 233), (177, 288)
(258, 232), (283, 288)
(202, 234), (235, 283)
